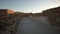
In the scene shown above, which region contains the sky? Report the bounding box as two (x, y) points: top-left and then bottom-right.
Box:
(0, 0), (60, 13)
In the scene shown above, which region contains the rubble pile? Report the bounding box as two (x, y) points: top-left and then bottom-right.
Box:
(0, 14), (21, 34)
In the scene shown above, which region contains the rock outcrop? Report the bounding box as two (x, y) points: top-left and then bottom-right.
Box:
(42, 6), (60, 27)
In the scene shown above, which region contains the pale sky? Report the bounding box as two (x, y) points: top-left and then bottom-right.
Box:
(0, 0), (60, 13)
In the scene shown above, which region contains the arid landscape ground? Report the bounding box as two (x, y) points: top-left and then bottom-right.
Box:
(0, 6), (60, 34)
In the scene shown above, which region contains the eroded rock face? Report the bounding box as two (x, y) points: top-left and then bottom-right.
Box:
(43, 6), (60, 27)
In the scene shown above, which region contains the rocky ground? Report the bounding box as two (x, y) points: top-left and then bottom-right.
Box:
(16, 16), (60, 34)
(0, 6), (60, 34)
(0, 14), (22, 34)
